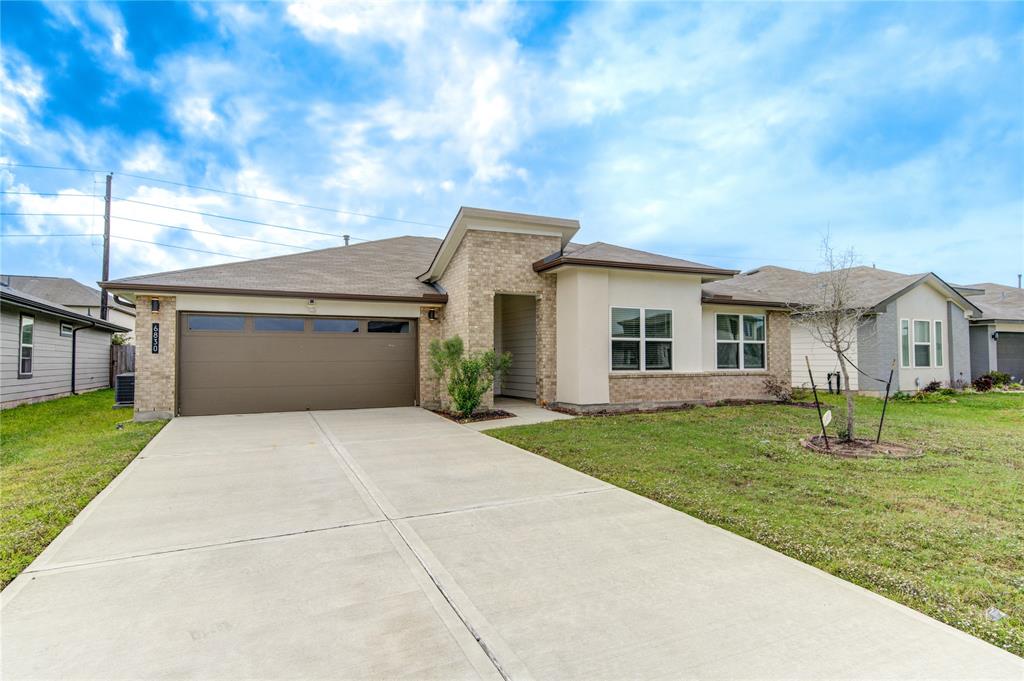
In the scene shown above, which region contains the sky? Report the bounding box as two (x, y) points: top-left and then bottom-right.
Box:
(1, 1), (1022, 289)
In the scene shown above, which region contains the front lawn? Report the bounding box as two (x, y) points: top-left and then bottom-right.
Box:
(489, 392), (1024, 656)
(0, 390), (165, 588)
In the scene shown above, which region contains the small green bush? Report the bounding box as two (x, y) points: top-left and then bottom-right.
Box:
(984, 370), (1011, 386)
(429, 336), (512, 418)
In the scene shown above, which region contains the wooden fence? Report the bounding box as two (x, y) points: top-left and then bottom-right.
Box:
(110, 344), (136, 385)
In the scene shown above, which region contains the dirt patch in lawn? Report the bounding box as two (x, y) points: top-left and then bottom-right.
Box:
(801, 435), (923, 459)
(433, 409), (515, 424)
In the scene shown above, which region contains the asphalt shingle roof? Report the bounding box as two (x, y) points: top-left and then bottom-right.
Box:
(105, 236), (445, 300)
(963, 283), (1024, 322)
(561, 242), (734, 273)
(1, 275), (134, 314)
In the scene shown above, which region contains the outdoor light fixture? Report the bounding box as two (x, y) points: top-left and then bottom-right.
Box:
(150, 299), (160, 312)
(992, 331), (999, 341)
(428, 309), (437, 320)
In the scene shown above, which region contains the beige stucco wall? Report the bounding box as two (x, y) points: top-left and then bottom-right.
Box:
(556, 268), (611, 405)
(896, 283), (959, 389)
(172, 293), (424, 318)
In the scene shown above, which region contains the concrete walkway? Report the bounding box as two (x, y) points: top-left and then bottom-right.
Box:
(2, 408), (1020, 680)
(465, 396), (575, 431)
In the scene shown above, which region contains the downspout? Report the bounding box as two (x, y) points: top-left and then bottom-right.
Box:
(71, 320), (96, 395)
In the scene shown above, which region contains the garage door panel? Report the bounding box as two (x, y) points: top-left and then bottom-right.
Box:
(996, 332), (1024, 380)
(181, 360), (417, 390)
(179, 314), (417, 416)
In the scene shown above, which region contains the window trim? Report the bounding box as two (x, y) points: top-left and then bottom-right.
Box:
(609, 306), (674, 372)
(60, 322), (74, 337)
(912, 318), (932, 368)
(900, 319), (911, 368)
(18, 313), (34, 378)
(714, 312), (767, 371)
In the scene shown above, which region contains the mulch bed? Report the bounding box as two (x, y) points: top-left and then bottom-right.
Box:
(800, 435), (923, 459)
(433, 409), (516, 424)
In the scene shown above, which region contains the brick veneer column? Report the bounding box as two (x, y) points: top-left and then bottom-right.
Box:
(134, 295), (177, 420)
(418, 305), (444, 409)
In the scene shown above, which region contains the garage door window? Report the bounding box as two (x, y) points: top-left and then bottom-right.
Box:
(313, 319), (359, 333)
(368, 320), (410, 333)
(254, 317), (305, 332)
(189, 315), (245, 331)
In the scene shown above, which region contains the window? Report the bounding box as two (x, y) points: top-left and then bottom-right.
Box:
(716, 313), (766, 370)
(934, 320), (943, 367)
(367, 320), (410, 333)
(913, 320), (931, 367)
(900, 319), (910, 367)
(254, 316), (305, 332)
(18, 314), (33, 376)
(313, 318), (359, 333)
(188, 315), (245, 331)
(60, 322), (74, 337)
(610, 307), (673, 371)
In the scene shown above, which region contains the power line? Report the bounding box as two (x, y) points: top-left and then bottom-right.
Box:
(2, 161), (445, 229)
(0, 231), (248, 259)
(113, 216), (312, 251)
(110, 196), (366, 241)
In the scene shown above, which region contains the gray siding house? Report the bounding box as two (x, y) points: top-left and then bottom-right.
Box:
(1, 275), (136, 342)
(1, 283), (129, 408)
(959, 283), (1024, 381)
(704, 266), (981, 394)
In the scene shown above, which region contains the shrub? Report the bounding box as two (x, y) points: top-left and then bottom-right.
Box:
(921, 380), (943, 393)
(111, 333), (130, 346)
(984, 371), (1011, 386)
(429, 336), (512, 418)
(791, 387), (813, 402)
(972, 375), (994, 392)
(762, 375), (792, 402)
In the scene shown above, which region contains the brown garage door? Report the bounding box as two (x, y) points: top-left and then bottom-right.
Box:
(178, 314), (417, 416)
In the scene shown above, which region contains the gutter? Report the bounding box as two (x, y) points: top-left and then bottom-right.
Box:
(70, 320), (96, 395)
(534, 256), (739, 277)
(701, 294), (791, 309)
(100, 282), (447, 304)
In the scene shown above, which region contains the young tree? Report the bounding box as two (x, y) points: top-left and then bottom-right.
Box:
(429, 336), (512, 418)
(796, 236), (867, 442)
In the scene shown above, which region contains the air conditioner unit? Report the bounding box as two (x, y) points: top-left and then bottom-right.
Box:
(114, 373), (135, 406)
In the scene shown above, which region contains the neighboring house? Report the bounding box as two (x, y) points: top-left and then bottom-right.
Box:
(0, 283), (130, 408)
(958, 282), (1024, 381)
(702, 266), (981, 394)
(0, 275), (137, 342)
(103, 207), (793, 420)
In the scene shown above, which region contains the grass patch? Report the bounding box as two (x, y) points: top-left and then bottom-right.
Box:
(1, 390), (165, 588)
(489, 392), (1024, 656)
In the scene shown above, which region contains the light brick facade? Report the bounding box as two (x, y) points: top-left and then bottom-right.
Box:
(433, 229), (559, 409)
(602, 310), (791, 410)
(134, 295), (177, 420)
(417, 305), (445, 409)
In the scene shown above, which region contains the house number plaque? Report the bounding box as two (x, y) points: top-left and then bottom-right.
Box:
(151, 323), (160, 353)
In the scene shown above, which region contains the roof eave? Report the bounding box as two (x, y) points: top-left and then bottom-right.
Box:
(700, 293), (791, 310)
(101, 282), (448, 305)
(534, 257), (739, 279)
(0, 292), (131, 332)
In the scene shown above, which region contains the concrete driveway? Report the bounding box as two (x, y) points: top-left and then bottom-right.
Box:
(3, 409), (1020, 680)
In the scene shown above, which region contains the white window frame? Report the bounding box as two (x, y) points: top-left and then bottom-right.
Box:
(18, 314), (34, 377)
(912, 319), (932, 368)
(934, 319), (943, 368)
(900, 319), (911, 368)
(60, 322), (74, 337)
(609, 306), (673, 372)
(715, 313), (767, 371)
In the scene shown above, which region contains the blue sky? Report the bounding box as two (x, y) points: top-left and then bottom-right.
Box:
(1, 1), (1022, 288)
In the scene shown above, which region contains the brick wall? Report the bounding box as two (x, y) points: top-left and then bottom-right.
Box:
(598, 310), (792, 410)
(134, 295), (176, 420)
(417, 305), (445, 409)
(435, 229), (560, 409)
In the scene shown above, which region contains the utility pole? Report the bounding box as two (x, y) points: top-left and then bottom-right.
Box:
(100, 173), (112, 320)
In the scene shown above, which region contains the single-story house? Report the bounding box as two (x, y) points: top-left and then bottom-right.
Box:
(957, 282), (1024, 381)
(0, 282), (130, 408)
(103, 207), (793, 420)
(1, 274), (137, 342)
(702, 265), (981, 394)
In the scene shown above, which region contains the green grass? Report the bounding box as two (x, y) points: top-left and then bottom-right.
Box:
(1, 389), (165, 588)
(489, 392), (1024, 656)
